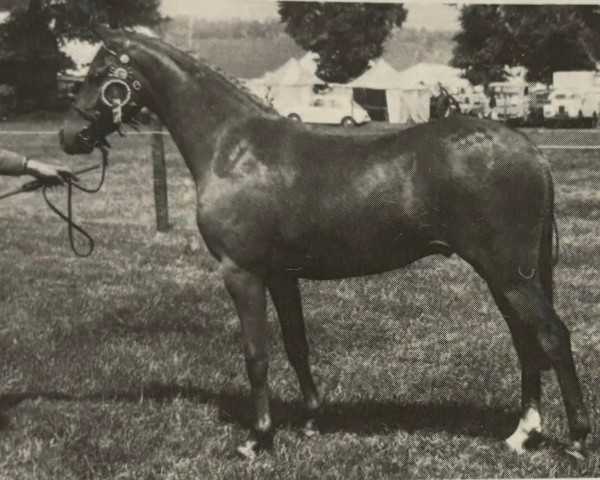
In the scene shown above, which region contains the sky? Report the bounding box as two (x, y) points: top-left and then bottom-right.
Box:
(160, 1), (461, 31)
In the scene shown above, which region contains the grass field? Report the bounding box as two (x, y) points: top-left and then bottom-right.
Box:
(0, 117), (599, 479)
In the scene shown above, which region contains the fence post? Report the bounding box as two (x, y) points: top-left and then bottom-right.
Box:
(151, 115), (170, 232)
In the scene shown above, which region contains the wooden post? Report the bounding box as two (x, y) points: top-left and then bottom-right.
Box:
(151, 116), (170, 232)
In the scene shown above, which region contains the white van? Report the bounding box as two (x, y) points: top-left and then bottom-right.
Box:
(544, 90), (600, 119)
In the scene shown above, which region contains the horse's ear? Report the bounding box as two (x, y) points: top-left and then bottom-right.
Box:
(90, 24), (131, 52)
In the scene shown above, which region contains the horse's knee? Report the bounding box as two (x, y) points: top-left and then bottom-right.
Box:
(246, 355), (269, 386)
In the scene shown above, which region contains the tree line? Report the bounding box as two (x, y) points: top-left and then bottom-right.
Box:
(278, 3), (600, 85)
(452, 5), (600, 85)
(1, 1), (600, 112)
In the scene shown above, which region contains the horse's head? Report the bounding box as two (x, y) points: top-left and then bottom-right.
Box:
(60, 26), (147, 155)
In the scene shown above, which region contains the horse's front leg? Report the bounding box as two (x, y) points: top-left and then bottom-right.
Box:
(268, 275), (321, 436)
(222, 259), (272, 458)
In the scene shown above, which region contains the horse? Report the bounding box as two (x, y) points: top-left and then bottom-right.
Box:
(59, 27), (590, 460)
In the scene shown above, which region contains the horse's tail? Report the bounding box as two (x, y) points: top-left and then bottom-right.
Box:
(539, 169), (558, 305)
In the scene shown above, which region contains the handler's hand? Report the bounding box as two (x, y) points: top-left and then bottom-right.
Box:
(26, 160), (79, 185)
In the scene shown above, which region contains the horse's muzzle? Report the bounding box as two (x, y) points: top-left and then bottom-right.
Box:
(59, 128), (95, 155)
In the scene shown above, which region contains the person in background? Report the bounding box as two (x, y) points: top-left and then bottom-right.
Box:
(0, 149), (76, 185)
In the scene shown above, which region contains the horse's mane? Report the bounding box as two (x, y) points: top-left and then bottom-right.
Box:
(132, 34), (279, 116)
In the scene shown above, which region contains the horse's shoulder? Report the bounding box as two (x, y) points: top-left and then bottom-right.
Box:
(211, 115), (292, 178)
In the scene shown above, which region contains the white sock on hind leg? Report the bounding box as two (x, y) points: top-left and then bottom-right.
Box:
(505, 408), (542, 453)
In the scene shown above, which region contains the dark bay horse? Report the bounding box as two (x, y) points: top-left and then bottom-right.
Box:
(59, 28), (590, 459)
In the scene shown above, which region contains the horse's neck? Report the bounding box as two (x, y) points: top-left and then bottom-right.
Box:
(133, 44), (267, 182)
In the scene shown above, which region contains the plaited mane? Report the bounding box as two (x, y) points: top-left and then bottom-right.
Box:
(132, 34), (280, 116)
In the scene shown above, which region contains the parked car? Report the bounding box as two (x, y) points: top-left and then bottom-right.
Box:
(278, 97), (371, 127)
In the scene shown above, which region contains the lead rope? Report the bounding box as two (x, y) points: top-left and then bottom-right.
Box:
(41, 146), (109, 258)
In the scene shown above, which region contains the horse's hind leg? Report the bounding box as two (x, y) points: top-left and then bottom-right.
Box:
(486, 271), (590, 458)
(268, 276), (321, 436)
(487, 285), (545, 453)
(222, 259), (272, 458)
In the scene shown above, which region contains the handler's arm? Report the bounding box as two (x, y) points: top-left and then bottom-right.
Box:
(0, 149), (77, 184)
(0, 149), (27, 176)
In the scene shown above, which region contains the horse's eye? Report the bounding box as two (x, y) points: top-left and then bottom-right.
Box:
(79, 128), (92, 141)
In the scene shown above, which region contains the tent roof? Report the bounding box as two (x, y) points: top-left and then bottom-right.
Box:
(294, 53), (427, 90)
(346, 58), (426, 90)
(347, 59), (399, 89)
(259, 58), (322, 86)
(397, 62), (470, 90)
(257, 53), (427, 90)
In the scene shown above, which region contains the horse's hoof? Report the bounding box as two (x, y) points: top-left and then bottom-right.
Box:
(236, 429), (274, 459)
(505, 439), (526, 455)
(301, 418), (319, 438)
(301, 427), (319, 438)
(505, 434), (528, 454)
(236, 440), (258, 460)
(564, 441), (586, 461)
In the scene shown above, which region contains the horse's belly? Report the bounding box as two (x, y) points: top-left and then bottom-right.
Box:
(267, 235), (435, 280)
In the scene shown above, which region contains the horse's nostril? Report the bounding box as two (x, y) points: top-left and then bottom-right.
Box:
(79, 128), (92, 141)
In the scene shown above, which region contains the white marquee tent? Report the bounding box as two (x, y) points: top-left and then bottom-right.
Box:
(250, 53), (433, 124)
(298, 53), (430, 123)
(346, 58), (430, 124)
(251, 57), (324, 108)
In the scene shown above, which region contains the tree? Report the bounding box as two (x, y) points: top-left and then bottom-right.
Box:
(278, 2), (407, 83)
(0, 0), (163, 111)
(0, 0), (72, 110)
(452, 5), (600, 85)
(51, 0), (163, 42)
(0, 0), (28, 10)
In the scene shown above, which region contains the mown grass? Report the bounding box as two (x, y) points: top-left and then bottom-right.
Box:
(0, 118), (599, 479)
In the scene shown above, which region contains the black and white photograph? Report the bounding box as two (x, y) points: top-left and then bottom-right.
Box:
(0, 0), (599, 478)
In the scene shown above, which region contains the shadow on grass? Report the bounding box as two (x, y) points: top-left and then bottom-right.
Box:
(0, 383), (518, 440)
